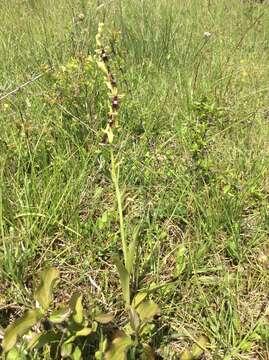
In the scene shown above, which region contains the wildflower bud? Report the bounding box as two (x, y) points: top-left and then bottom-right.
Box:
(258, 253), (268, 266)
(109, 73), (117, 87)
(204, 31), (211, 39)
(77, 13), (85, 22)
(112, 96), (119, 110)
(101, 49), (109, 62)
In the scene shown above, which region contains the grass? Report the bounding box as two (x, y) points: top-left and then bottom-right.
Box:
(1, 0), (269, 358)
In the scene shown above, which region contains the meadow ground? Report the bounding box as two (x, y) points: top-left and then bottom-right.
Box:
(0, 0), (269, 359)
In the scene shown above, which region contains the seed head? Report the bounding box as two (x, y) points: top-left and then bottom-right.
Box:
(101, 48), (109, 62)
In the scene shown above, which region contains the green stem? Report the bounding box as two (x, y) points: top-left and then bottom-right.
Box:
(0, 160), (6, 256)
(110, 148), (128, 267)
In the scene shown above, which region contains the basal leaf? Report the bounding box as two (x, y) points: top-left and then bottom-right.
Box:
(34, 268), (59, 311)
(75, 327), (92, 337)
(95, 313), (114, 324)
(136, 300), (160, 322)
(6, 347), (20, 360)
(131, 292), (147, 309)
(61, 342), (73, 358)
(49, 307), (70, 324)
(27, 330), (59, 350)
(64, 327), (92, 345)
(141, 344), (155, 360)
(3, 309), (42, 352)
(191, 335), (209, 359)
(112, 256), (130, 306)
(105, 333), (133, 360)
(69, 292), (84, 324)
(129, 307), (140, 332)
(72, 346), (82, 360)
(180, 350), (193, 360)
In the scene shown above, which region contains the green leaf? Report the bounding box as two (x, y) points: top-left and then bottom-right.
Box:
(49, 307), (70, 324)
(72, 346), (82, 360)
(131, 292), (147, 309)
(112, 256), (130, 306)
(3, 309), (42, 352)
(61, 342), (73, 358)
(181, 350), (193, 360)
(176, 245), (186, 276)
(191, 335), (209, 359)
(34, 268), (59, 311)
(69, 292), (84, 324)
(141, 344), (155, 360)
(95, 313), (114, 324)
(6, 348), (20, 360)
(126, 229), (138, 274)
(136, 300), (160, 322)
(64, 327), (92, 345)
(75, 327), (92, 337)
(129, 307), (140, 332)
(27, 330), (58, 350)
(105, 333), (133, 360)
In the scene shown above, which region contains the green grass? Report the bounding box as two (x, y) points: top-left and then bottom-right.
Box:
(1, 0), (269, 358)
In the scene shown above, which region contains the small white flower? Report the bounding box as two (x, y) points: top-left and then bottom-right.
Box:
(204, 31), (212, 39)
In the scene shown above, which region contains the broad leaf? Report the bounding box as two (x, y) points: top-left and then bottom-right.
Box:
(95, 313), (114, 324)
(141, 344), (155, 360)
(126, 235), (137, 274)
(131, 292), (147, 309)
(113, 256), (130, 306)
(65, 327), (92, 344)
(49, 307), (70, 324)
(6, 347), (20, 360)
(191, 335), (209, 359)
(27, 330), (58, 350)
(3, 309), (42, 352)
(136, 300), (160, 322)
(34, 268), (59, 311)
(72, 346), (82, 360)
(69, 292), (84, 324)
(176, 245), (186, 276)
(105, 333), (133, 360)
(61, 342), (73, 357)
(129, 307), (140, 332)
(75, 327), (92, 337)
(180, 350), (193, 360)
